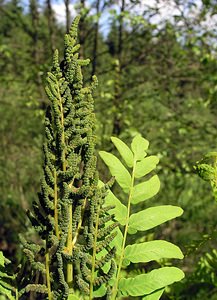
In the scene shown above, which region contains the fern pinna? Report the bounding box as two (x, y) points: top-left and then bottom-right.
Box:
(100, 135), (185, 299)
(21, 16), (117, 300)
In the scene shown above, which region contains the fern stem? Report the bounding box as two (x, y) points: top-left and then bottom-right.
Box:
(67, 205), (73, 285)
(57, 84), (73, 285)
(45, 249), (52, 300)
(72, 198), (87, 248)
(111, 159), (136, 300)
(66, 178), (75, 285)
(54, 170), (59, 239)
(15, 287), (19, 300)
(89, 202), (100, 299)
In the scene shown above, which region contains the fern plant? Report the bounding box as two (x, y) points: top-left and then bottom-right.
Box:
(16, 15), (186, 300)
(99, 135), (185, 299)
(21, 16), (117, 300)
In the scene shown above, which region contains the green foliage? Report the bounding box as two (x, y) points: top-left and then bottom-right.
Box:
(0, 251), (17, 300)
(195, 249), (217, 287)
(99, 135), (185, 299)
(194, 152), (217, 201)
(2, 1), (217, 298)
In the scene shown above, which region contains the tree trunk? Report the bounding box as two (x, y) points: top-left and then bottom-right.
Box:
(91, 0), (100, 76)
(46, 0), (55, 52)
(112, 0), (125, 136)
(65, 0), (70, 32)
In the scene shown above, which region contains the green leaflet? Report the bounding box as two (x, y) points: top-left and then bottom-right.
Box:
(119, 267), (184, 297)
(111, 137), (134, 167)
(142, 288), (165, 300)
(0, 284), (15, 300)
(131, 175), (160, 204)
(67, 295), (80, 300)
(0, 252), (4, 267)
(110, 228), (124, 257)
(135, 156), (159, 178)
(104, 190), (127, 225)
(128, 205), (183, 233)
(0, 252), (16, 300)
(93, 285), (107, 298)
(99, 151), (131, 193)
(131, 134), (149, 160)
(0, 272), (14, 279)
(124, 240), (183, 265)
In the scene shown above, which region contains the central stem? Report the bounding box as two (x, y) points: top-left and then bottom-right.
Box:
(89, 202), (100, 299)
(111, 159), (136, 300)
(57, 85), (73, 285)
(45, 246), (52, 300)
(67, 205), (73, 285)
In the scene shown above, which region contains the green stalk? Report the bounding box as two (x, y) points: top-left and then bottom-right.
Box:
(89, 204), (100, 299)
(54, 170), (59, 239)
(45, 248), (52, 300)
(67, 205), (73, 285)
(111, 159), (136, 300)
(57, 84), (73, 285)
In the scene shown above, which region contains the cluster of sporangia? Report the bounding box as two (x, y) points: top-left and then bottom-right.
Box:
(21, 17), (117, 299)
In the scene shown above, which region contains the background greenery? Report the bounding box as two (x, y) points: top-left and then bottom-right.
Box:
(1, 0), (217, 298)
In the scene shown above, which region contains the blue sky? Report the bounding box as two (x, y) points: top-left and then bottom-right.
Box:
(19, 0), (216, 36)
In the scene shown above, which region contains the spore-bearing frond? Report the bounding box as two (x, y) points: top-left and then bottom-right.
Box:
(23, 15), (118, 299)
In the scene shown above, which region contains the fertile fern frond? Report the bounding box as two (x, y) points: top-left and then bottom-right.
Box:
(21, 16), (117, 299)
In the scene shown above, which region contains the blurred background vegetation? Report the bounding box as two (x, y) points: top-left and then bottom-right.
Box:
(1, 0), (217, 298)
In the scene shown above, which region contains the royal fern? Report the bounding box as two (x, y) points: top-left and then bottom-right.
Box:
(100, 135), (185, 299)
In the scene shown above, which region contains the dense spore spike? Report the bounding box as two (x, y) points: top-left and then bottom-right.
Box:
(21, 16), (117, 299)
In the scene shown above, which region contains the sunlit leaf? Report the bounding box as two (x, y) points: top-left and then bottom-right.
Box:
(99, 151), (131, 192)
(105, 190), (127, 225)
(124, 240), (183, 263)
(135, 156), (159, 178)
(110, 227), (123, 257)
(0, 284), (15, 300)
(0, 252), (4, 267)
(67, 295), (80, 300)
(131, 135), (149, 161)
(119, 267), (184, 296)
(93, 285), (107, 298)
(131, 175), (160, 204)
(142, 288), (164, 300)
(111, 136), (134, 167)
(128, 205), (183, 233)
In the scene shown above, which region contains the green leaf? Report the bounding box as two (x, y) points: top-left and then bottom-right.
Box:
(128, 205), (183, 233)
(111, 137), (134, 167)
(0, 271), (14, 279)
(119, 267), (184, 297)
(110, 228), (123, 257)
(67, 296), (80, 300)
(104, 190), (127, 225)
(131, 135), (149, 161)
(135, 156), (159, 178)
(131, 175), (160, 204)
(99, 151), (131, 193)
(0, 252), (4, 267)
(142, 288), (164, 300)
(0, 284), (15, 300)
(93, 285), (107, 298)
(124, 240), (183, 264)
